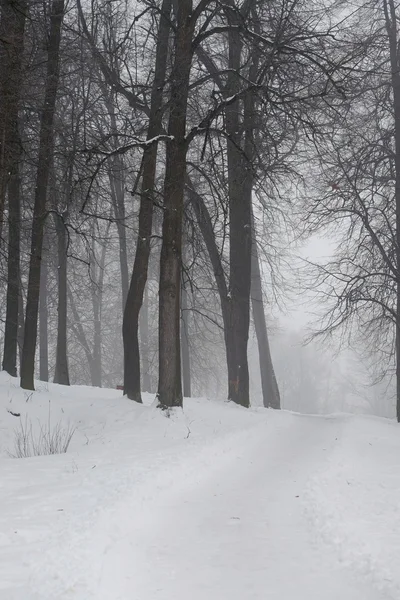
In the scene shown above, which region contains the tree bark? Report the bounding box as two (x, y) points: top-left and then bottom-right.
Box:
(17, 285), (24, 366)
(0, 0), (26, 244)
(53, 213), (70, 385)
(225, 22), (251, 408)
(20, 0), (64, 390)
(157, 0), (193, 409)
(139, 283), (151, 392)
(251, 211), (280, 409)
(122, 0), (171, 402)
(3, 141), (21, 376)
(1, 0), (26, 374)
(181, 278), (191, 397)
(39, 240), (49, 382)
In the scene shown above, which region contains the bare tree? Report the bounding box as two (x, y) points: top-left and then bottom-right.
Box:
(156, 0), (196, 409)
(302, 0), (400, 420)
(21, 0), (65, 390)
(1, 0), (27, 375)
(123, 0), (172, 402)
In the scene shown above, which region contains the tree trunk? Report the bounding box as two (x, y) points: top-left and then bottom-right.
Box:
(0, 0), (26, 244)
(20, 0), (64, 390)
(157, 0), (193, 410)
(53, 213), (70, 385)
(140, 283), (151, 392)
(251, 211), (280, 409)
(17, 286), (24, 366)
(3, 142), (21, 376)
(225, 24), (251, 408)
(1, 0), (26, 374)
(39, 241), (49, 382)
(181, 278), (191, 397)
(122, 0), (171, 402)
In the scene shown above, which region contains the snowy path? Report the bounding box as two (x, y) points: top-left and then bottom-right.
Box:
(94, 413), (390, 600)
(2, 382), (399, 600)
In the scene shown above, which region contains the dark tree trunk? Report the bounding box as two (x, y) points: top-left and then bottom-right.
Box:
(39, 244), (49, 382)
(3, 148), (21, 376)
(17, 286), (24, 366)
(53, 213), (70, 385)
(122, 0), (171, 402)
(157, 0), (193, 409)
(20, 0), (64, 390)
(251, 211), (280, 409)
(225, 25), (251, 408)
(0, 0), (26, 244)
(181, 279), (191, 397)
(1, 0), (26, 374)
(140, 283), (151, 392)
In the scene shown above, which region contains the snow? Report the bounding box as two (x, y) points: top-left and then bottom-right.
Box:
(0, 373), (399, 599)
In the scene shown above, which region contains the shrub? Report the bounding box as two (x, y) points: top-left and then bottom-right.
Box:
(8, 415), (75, 458)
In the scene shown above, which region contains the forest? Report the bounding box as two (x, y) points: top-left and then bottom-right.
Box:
(1, 0), (400, 420)
(4, 1), (400, 596)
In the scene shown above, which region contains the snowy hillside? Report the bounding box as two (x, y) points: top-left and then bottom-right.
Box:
(0, 373), (399, 599)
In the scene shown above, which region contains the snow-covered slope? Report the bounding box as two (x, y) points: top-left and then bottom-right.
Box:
(0, 373), (399, 599)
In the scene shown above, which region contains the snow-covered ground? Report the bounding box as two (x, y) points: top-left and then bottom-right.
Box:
(0, 373), (399, 599)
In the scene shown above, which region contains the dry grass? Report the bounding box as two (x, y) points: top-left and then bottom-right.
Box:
(8, 415), (75, 458)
